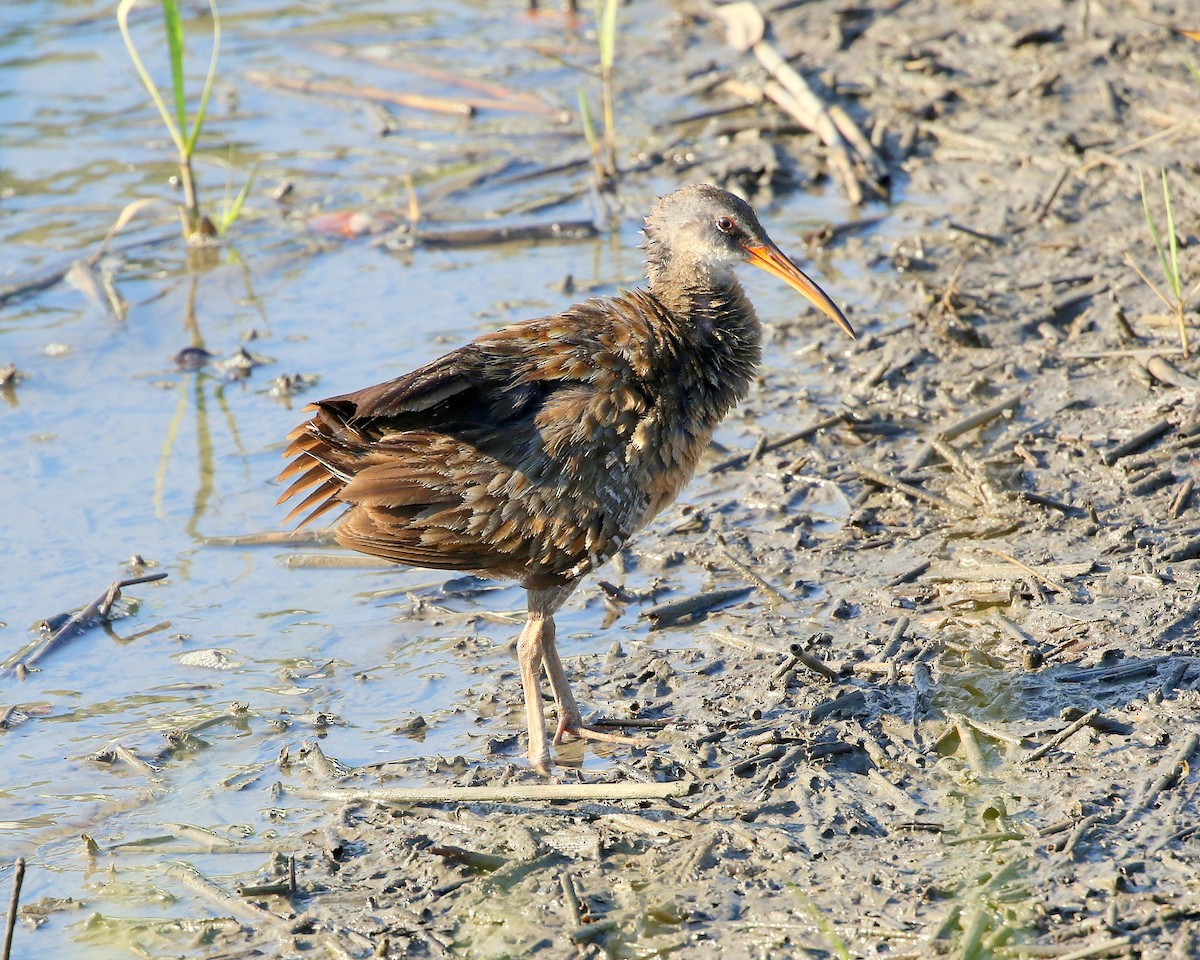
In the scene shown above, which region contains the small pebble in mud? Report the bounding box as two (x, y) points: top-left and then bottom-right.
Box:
(393, 715), (428, 737)
(214, 346), (273, 381)
(267, 372), (321, 398)
(174, 346), (214, 370)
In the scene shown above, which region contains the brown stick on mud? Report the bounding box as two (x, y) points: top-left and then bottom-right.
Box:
(715, 534), (792, 606)
(910, 393), (1023, 470)
(1023, 708), (1099, 763)
(5, 572), (169, 676)
(939, 393), (1023, 441)
(854, 465), (964, 514)
(1119, 731), (1200, 826)
(2, 858), (24, 960)
(642, 587), (754, 629)
(709, 412), (844, 473)
(1101, 419), (1173, 465)
(953, 716), (987, 773)
(772, 638), (839, 683)
(559, 870), (584, 928)
(976, 545), (1070, 595)
(414, 220), (598, 248)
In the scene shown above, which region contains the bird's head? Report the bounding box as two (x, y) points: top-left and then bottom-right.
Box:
(643, 184), (854, 339)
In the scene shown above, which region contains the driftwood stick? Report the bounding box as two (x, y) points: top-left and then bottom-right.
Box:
(854, 465), (963, 514)
(975, 545), (1070, 595)
(1051, 936), (1134, 960)
(941, 393), (1023, 442)
(1101, 419), (1173, 465)
(204, 530), (334, 546)
(961, 715), (1027, 747)
(1143, 354), (1200, 390)
(715, 534), (792, 605)
(952, 716), (987, 773)
(559, 870), (584, 928)
(642, 587), (754, 629)
(789, 640), (839, 681)
(290, 780), (694, 805)
(762, 81), (861, 205)
(709, 412), (843, 473)
(414, 221), (598, 249)
(2, 858), (24, 960)
(713, 1), (881, 204)
(246, 70), (475, 116)
(829, 103), (889, 192)
(1122, 731), (1199, 824)
(429, 844), (509, 872)
(1056, 811), (1105, 859)
(7, 573), (169, 675)
(1057, 656), (1172, 684)
(165, 862), (290, 928)
(1065, 348), (1185, 360)
(309, 43), (553, 114)
(1023, 708), (1099, 762)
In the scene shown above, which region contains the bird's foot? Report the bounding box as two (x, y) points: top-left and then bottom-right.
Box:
(554, 715), (647, 748)
(528, 740), (555, 778)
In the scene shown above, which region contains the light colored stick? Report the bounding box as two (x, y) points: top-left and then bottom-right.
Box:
(762, 80), (861, 205)
(1023, 709), (1099, 763)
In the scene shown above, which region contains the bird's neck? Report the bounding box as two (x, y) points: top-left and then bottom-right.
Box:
(646, 270), (763, 410)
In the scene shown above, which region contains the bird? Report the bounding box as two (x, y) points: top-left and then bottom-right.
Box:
(277, 184), (854, 775)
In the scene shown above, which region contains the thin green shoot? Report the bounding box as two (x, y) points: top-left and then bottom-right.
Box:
(216, 155), (257, 236)
(1160, 169), (1181, 305)
(593, 0), (618, 179)
(117, 0), (222, 237)
(161, 0), (187, 134)
(791, 889), (851, 960)
(1131, 168), (1199, 357)
(577, 86), (605, 182)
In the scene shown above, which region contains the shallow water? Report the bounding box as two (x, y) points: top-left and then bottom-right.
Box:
(0, 1), (879, 954)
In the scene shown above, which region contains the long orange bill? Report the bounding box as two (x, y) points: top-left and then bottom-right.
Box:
(743, 240), (856, 340)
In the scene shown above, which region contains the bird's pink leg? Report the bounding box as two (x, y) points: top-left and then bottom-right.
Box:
(539, 624), (645, 748)
(515, 613), (553, 775)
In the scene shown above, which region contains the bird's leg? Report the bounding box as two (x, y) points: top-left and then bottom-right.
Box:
(539, 625), (646, 748)
(515, 612), (553, 776)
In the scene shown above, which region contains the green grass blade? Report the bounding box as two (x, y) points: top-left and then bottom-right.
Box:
(185, 0), (222, 156)
(1162, 168), (1182, 302)
(597, 0), (617, 71)
(161, 0), (188, 135)
(1139, 170), (1172, 295)
(117, 0), (185, 156)
(217, 162), (256, 235)
(793, 889), (851, 960)
(578, 86), (599, 152)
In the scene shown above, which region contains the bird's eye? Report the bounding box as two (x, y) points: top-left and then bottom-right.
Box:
(716, 216), (736, 234)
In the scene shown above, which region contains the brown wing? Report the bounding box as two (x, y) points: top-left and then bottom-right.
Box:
(277, 300), (656, 584)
